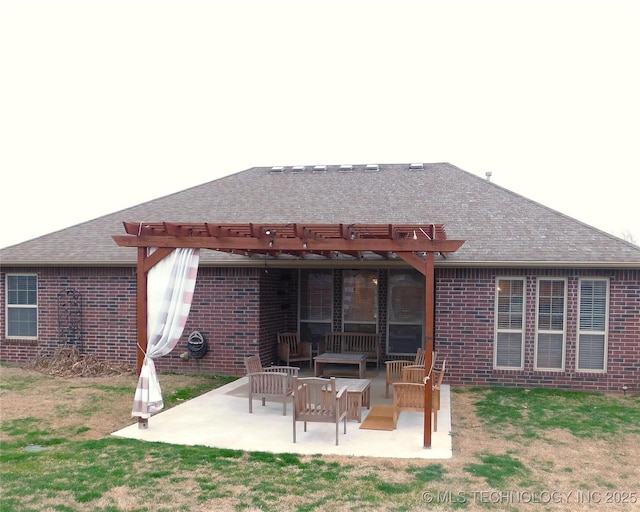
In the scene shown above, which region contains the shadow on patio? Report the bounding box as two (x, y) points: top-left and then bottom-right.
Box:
(112, 371), (452, 460)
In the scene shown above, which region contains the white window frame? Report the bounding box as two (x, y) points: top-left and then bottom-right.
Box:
(5, 273), (38, 340)
(494, 277), (525, 370)
(534, 278), (567, 371)
(576, 277), (609, 373)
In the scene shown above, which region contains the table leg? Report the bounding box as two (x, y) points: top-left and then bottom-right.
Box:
(315, 360), (322, 377)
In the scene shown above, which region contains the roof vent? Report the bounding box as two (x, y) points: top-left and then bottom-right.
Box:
(313, 165), (327, 172)
(409, 163), (424, 171)
(270, 166), (285, 173)
(365, 164), (379, 172)
(339, 164), (353, 172)
(291, 165), (305, 173)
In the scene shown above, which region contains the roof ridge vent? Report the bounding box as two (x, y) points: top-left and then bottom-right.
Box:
(291, 165), (305, 173)
(339, 164), (353, 172)
(313, 165), (327, 172)
(270, 166), (285, 173)
(365, 163), (379, 172)
(409, 163), (424, 171)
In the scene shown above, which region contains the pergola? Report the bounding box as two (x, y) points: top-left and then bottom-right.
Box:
(113, 221), (465, 448)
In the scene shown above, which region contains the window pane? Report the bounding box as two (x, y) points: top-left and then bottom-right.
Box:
(299, 270), (332, 320)
(579, 280), (607, 331)
(343, 270), (378, 324)
(300, 322), (332, 349)
(388, 270), (424, 323)
(496, 332), (522, 367)
(8, 308), (37, 337)
(536, 333), (563, 369)
(497, 279), (523, 329)
(538, 280), (565, 330)
(578, 334), (605, 370)
(388, 324), (422, 354)
(7, 275), (37, 305)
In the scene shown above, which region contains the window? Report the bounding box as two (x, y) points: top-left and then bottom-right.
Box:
(535, 279), (566, 370)
(342, 269), (378, 333)
(6, 274), (38, 338)
(577, 278), (609, 372)
(387, 269), (424, 355)
(298, 269), (333, 350)
(494, 278), (525, 369)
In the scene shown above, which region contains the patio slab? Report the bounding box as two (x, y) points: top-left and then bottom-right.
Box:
(112, 374), (452, 459)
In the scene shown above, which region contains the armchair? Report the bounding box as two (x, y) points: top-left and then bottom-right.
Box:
(292, 376), (348, 445)
(243, 355), (299, 416)
(384, 348), (429, 398)
(277, 332), (313, 368)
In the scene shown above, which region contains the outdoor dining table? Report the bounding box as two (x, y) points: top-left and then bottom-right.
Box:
(313, 352), (367, 379)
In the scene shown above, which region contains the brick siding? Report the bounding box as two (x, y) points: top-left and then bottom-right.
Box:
(1, 265), (638, 392)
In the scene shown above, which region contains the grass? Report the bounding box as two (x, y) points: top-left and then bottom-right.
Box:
(472, 386), (640, 438)
(2, 367), (640, 511)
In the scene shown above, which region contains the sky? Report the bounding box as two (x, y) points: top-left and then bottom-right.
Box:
(1, 0), (639, 249)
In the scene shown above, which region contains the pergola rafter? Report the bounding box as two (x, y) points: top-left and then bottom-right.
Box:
(113, 221), (465, 448)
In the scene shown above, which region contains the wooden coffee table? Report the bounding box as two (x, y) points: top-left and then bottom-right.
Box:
(333, 378), (371, 422)
(314, 352), (367, 379)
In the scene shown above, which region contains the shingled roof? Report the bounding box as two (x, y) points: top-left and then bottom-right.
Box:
(2, 163), (639, 267)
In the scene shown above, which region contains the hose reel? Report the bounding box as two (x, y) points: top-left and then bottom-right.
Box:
(187, 331), (208, 359)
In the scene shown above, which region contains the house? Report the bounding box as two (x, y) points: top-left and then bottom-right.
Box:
(1, 163), (639, 392)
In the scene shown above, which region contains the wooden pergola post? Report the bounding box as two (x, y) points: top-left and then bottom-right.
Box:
(135, 246), (175, 428)
(423, 251), (435, 448)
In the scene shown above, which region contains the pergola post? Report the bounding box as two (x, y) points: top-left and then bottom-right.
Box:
(135, 246), (175, 428)
(136, 247), (148, 428)
(423, 251), (435, 448)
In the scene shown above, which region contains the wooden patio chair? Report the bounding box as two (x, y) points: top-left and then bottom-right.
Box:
(392, 382), (424, 429)
(292, 376), (348, 445)
(244, 355), (299, 416)
(384, 348), (431, 398)
(277, 332), (313, 368)
(393, 358), (446, 431)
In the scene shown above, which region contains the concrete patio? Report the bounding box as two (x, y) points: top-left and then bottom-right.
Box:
(112, 371), (452, 459)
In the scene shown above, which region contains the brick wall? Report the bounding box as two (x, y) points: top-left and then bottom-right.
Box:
(435, 268), (640, 392)
(0, 266), (138, 366)
(0, 266), (291, 377)
(1, 265), (638, 391)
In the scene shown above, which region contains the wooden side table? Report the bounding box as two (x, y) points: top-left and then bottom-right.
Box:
(333, 378), (371, 422)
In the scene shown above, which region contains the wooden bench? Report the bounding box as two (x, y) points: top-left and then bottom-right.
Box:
(318, 332), (381, 369)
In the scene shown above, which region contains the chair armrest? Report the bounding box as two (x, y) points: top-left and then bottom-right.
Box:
(384, 359), (413, 367)
(299, 341), (313, 357)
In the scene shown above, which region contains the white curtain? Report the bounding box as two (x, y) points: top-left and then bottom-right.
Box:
(132, 247), (200, 419)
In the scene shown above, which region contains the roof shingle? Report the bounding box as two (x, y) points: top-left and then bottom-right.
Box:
(2, 163), (639, 267)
